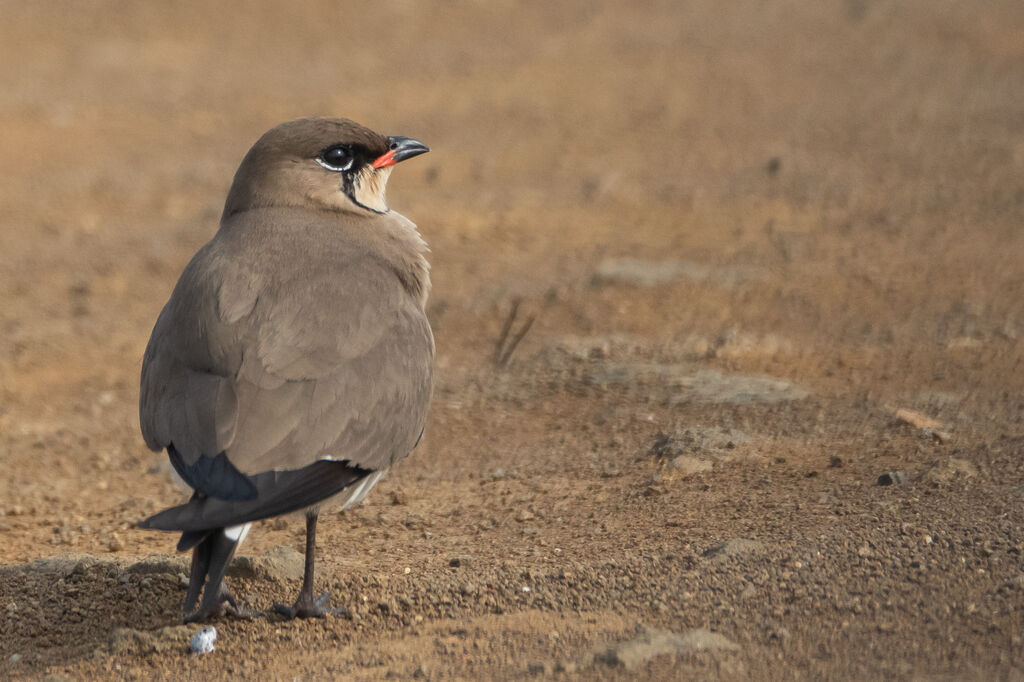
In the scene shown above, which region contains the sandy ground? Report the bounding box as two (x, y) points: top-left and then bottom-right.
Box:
(1, 0), (1024, 679)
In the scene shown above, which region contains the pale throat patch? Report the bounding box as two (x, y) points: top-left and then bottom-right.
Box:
(353, 165), (392, 213)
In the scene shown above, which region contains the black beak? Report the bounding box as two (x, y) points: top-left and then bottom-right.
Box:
(372, 136), (430, 169)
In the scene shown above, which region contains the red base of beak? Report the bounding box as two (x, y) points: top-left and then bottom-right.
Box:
(372, 150), (397, 169)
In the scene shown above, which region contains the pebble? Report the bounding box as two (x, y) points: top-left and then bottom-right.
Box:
(228, 546), (304, 583)
(527, 662), (553, 675)
(893, 407), (946, 431)
(190, 626), (216, 654)
(670, 455), (713, 477)
(921, 458), (978, 485)
(876, 471), (909, 486)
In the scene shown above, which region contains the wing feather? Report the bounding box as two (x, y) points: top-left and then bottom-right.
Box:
(139, 225), (433, 511)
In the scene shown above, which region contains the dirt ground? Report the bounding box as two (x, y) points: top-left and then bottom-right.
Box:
(1, 0), (1024, 679)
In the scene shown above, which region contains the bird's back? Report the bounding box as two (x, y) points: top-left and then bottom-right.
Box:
(140, 206), (433, 491)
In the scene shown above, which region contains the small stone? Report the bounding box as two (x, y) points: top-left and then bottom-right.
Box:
(828, 456), (843, 468)
(703, 539), (765, 561)
(527, 662), (553, 675)
(670, 455), (713, 477)
(107, 534), (125, 552)
(893, 408), (946, 431)
(876, 471), (909, 486)
(920, 458), (978, 485)
(9, 653), (22, 663)
(516, 510), (535, 522)
(229, 545), (304, 583)
(449, 556), (473, 568)
(190, 626), (216, 654)
(390, 490), (408, 506)
(946, 336), (983, 350)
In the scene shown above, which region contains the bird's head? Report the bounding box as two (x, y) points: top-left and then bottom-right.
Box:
(223, 117), (429, 219)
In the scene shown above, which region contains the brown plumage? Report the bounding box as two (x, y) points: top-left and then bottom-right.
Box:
(137, 118), (433, 621)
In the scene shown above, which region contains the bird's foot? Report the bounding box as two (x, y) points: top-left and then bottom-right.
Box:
(184, 590), (262, 623)
(273, 591), (337, 619)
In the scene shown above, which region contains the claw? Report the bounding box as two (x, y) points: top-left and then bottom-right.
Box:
(273, 591), (337, 619)
(184, 587), (262, 623)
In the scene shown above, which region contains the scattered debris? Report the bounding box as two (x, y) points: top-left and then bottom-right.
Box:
(493, 298), (535, 368)
(650, 427), (753, 475)
(650, 427), (749, 457)
(190, 626), (216, 655)
(920, 458), (978, 486)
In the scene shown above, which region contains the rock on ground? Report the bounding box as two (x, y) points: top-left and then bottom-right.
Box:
(595, 628), (739, 669)
(228, 545), (305, 583)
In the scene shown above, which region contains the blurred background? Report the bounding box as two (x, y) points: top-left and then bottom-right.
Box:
(1, 0), (1023, 678)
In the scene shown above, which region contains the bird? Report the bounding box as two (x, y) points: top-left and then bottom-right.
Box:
(137, 118), (434, 622)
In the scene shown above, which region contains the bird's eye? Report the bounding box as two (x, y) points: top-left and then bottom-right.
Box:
(317, 145), (354, 172)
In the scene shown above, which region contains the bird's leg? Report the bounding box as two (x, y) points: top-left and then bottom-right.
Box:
(183, 530), (261, 623)
(183, 534), (213, 615)
(274, 512), (333, 619)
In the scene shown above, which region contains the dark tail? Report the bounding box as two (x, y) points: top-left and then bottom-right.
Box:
(139, 459), (373, 532)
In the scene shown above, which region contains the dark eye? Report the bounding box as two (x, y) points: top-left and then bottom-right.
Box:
(317, 144), (354, 172)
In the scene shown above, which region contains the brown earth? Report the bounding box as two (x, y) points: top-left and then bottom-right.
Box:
(2, 1), (1024, 679)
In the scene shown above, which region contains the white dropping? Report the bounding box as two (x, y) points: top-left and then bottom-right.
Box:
(190, 626), (217, 654)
